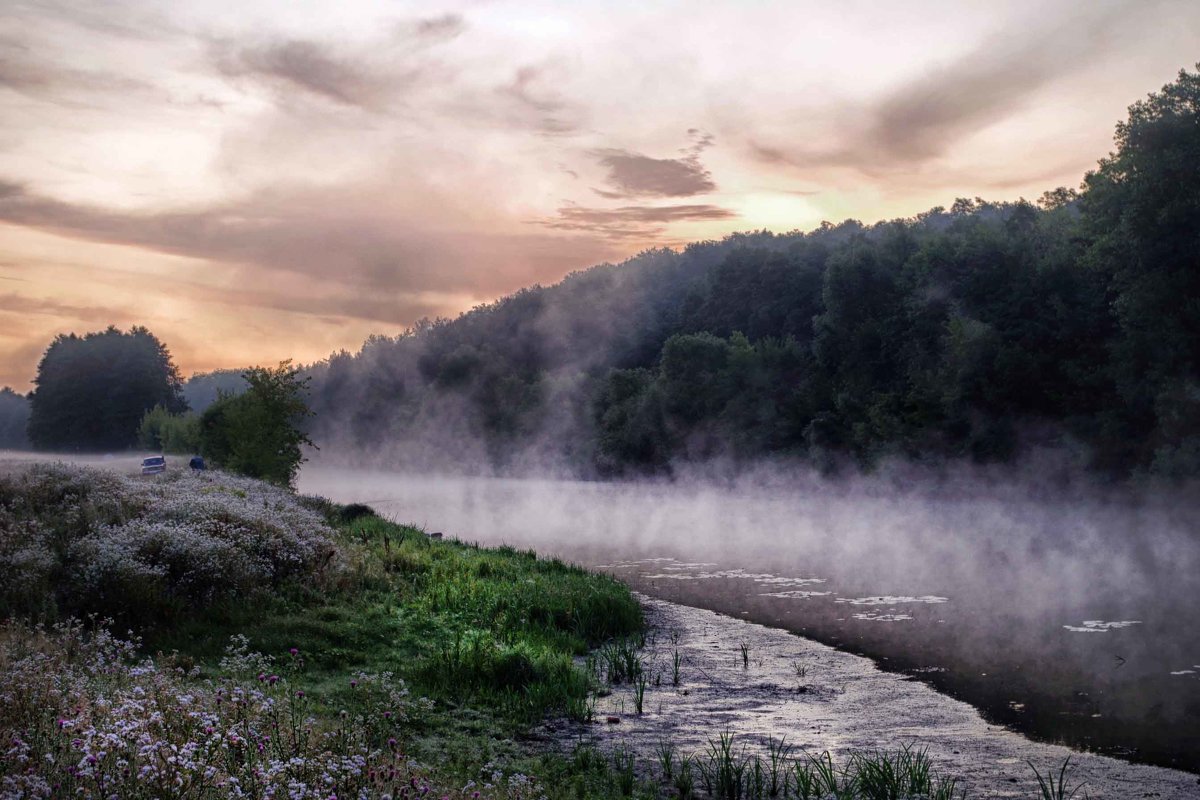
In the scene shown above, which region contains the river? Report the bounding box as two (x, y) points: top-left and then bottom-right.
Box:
(298, 465), (1200, 773)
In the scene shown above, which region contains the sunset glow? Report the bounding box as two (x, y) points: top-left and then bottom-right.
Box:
(1, 0), (1197, 387)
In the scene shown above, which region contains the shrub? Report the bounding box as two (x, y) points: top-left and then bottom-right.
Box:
(137, 405), (201, 454)
(0, 464), (339, 626)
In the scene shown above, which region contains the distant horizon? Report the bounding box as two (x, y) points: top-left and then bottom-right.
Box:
(2, 0), (1198, 389)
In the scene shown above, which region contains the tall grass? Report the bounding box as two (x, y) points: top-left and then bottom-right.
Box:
(598, 636), (644, 684)
(699, 732), (748, 799)
(685, 735), (966, 800)
(765, 736), (792, 797)
(633, 671), (648, 714)
(851, 744), (962, 800)
(1028, 757), (1087, 800)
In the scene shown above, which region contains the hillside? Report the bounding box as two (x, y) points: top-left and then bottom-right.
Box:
(304, 68), (1200, 479)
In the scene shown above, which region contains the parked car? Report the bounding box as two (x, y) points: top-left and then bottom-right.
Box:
(141, 455), (167, 475)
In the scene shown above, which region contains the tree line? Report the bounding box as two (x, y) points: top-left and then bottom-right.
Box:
(15, 325), (307, 485)
(14, 66), (1200, 481)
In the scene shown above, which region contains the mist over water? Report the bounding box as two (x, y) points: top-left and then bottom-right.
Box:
(300, 461), (1200, 770)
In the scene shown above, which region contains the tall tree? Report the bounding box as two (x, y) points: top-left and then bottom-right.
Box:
(28, 326), (187, 451)
(1082, 65), (1200, 471)
(199, 361), (314, 486)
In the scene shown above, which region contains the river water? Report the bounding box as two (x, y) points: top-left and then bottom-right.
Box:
(306, 466), (1199, 771)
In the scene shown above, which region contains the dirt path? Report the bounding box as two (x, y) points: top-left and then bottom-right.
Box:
(550, 595), (1200, 798)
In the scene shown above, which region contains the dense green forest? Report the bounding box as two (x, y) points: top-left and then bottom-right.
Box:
(304, 67), (1200, 479)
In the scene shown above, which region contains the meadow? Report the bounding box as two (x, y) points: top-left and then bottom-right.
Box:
(0, 465), (645, 798)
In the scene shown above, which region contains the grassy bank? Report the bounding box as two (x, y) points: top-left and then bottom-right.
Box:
(0, 465), (647, 797)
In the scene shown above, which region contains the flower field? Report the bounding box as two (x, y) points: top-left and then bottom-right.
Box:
(0, 465), (339, 624)
(0, 620), (546, 800)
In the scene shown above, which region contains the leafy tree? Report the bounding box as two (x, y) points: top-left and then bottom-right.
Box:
(28, 326), (186, 452)
(1082, 64), (1200, 472)
(199, 362), (314, 486)
(182, 369), (248, 413)
(594, 368), (667, 473)
(138, 406), (201, 454)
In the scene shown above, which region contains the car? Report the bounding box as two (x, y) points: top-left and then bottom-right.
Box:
(141, 455), (167, 476)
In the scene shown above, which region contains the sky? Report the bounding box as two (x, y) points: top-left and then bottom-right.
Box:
(0, 0), (1198, 389)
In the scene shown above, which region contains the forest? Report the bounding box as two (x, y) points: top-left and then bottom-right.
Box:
(301, 68), (1200, 479)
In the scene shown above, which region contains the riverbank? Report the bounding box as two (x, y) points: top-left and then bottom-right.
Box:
(0, 464), (646, 798)
(4, 461), (1198, 797)
(557, 595), (1200, 798)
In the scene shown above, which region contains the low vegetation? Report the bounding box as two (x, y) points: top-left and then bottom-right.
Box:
(0, 465), (1093, 797)
(0, 464), (645, 797)
(0, 622), (444, 799)
(0, 465), (336, 625)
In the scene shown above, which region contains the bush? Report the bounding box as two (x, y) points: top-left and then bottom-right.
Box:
(137, 405), (201, 454)
(0, 464), (338, 626)
(339, 502), (378, 522)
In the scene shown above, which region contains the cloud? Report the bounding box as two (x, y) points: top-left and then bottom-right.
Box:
(213, 39), (392, 108)
(0, 292), (115, 322)
(499, 64), (578, 135)
(4, 0), (181, 41)
(748, 1), (1146, 173)
(411, 13), (467, 42)
(537, 203), (735, 239)
(0, 40), (158, 103)
(209, 14), (466, 111)
(592, 149), (716, 198)
(0, 180), (621, 298)
(591, 131), (719, 198)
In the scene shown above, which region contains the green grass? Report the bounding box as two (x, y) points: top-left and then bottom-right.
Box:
(147, 503), (646, 794)
(1028, 757), (1087, 800)
(680, 734), (969, 800)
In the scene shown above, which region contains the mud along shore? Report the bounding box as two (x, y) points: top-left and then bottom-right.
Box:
(547, 596), (1200, 799)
